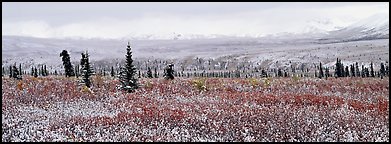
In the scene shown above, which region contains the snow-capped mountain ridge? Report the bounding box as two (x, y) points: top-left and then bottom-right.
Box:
(318, 13), (389, 42)
(348, 13), (389, 30)
(119, 13), (389, 41)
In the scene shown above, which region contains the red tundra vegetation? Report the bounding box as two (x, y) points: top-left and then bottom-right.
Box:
(2, 76), (389, 142)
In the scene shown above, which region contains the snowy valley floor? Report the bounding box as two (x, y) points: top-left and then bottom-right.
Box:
(1, 76), (389, 142)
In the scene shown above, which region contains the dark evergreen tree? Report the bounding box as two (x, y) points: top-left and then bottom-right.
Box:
(118, 42), (139, 93)
(12, 65), (21, 80)
(277, 69), (283, 77)
(154, 67), (158, 78)
(9, 65), (12, 78)
(164, 64), (175, 80)
(261, 69), (268, 78)
(31, 67), (34, 76)
(81, 51), (94, 88)
(335, 58), (341, 77)
(319, 62), (324, 78)
(345, 66), (349, 77)
(111, 66), (115, 77)
(365, 68), (370, 77)
(341, 62), (345, 77)
(41, 65), (44, 76)
(235, 70), (241, 78)
(60, 50), (75, 77)
(291, 65), (296, 73)
(38, 66), (42, 76)
(44, 65), (48, 76)
(19, 64), (22, 76)
(80, 53), (86, 70)
(34, 67), (38, 78)
(325, 67), (330, 78)
(176, 71), (180, 77)
(147, 67), (153, 78)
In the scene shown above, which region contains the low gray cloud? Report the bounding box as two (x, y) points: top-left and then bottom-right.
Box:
(2, 2), (389, 39)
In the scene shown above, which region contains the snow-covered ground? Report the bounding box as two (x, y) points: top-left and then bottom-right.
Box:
(2, 35), (389, 72)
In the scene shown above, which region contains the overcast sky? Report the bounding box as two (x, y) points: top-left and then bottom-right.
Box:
(2, 2), (389, 39)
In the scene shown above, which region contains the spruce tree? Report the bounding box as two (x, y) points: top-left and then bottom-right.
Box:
(235, 70), (241, 78)
(335, 58), (341, 77)
(154, 67), (158, 78)
(44, 65), (48, 76)
(39, 66), (42, 76)
(335, 58), (346, 77)
(261, 69), (268, 78)
(277, 69), (283, 77)
(164, 64), (175, 80)
(60, 50), (75, 77)
(341, 62), (345, 77)
(319, 62), (324, 78)
(365, 68), (370, 77)
(345, 66), (349, 77)
(111, 66), (115, 77)
(19, 64), (22, 76)
(9, 65), (12, 78)
(350, 64), (355, 77)
(41, 65), (44, 76)
(147, 67), (153, 78)
(31, 67), (34, 76)
(81, 51), (94, 88)
(80, 53), (86, 70)
(34, 67), (38, 78)
(12, 65), (21, 80)
(119, 42), (139, 93)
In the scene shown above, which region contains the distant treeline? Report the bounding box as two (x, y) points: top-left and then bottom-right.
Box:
(2, 57), (389, 79)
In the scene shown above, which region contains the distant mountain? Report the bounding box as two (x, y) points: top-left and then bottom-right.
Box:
(123, 33), (241, 40)
(302, 18), (345, 34)
(319, 13), (389, 42)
